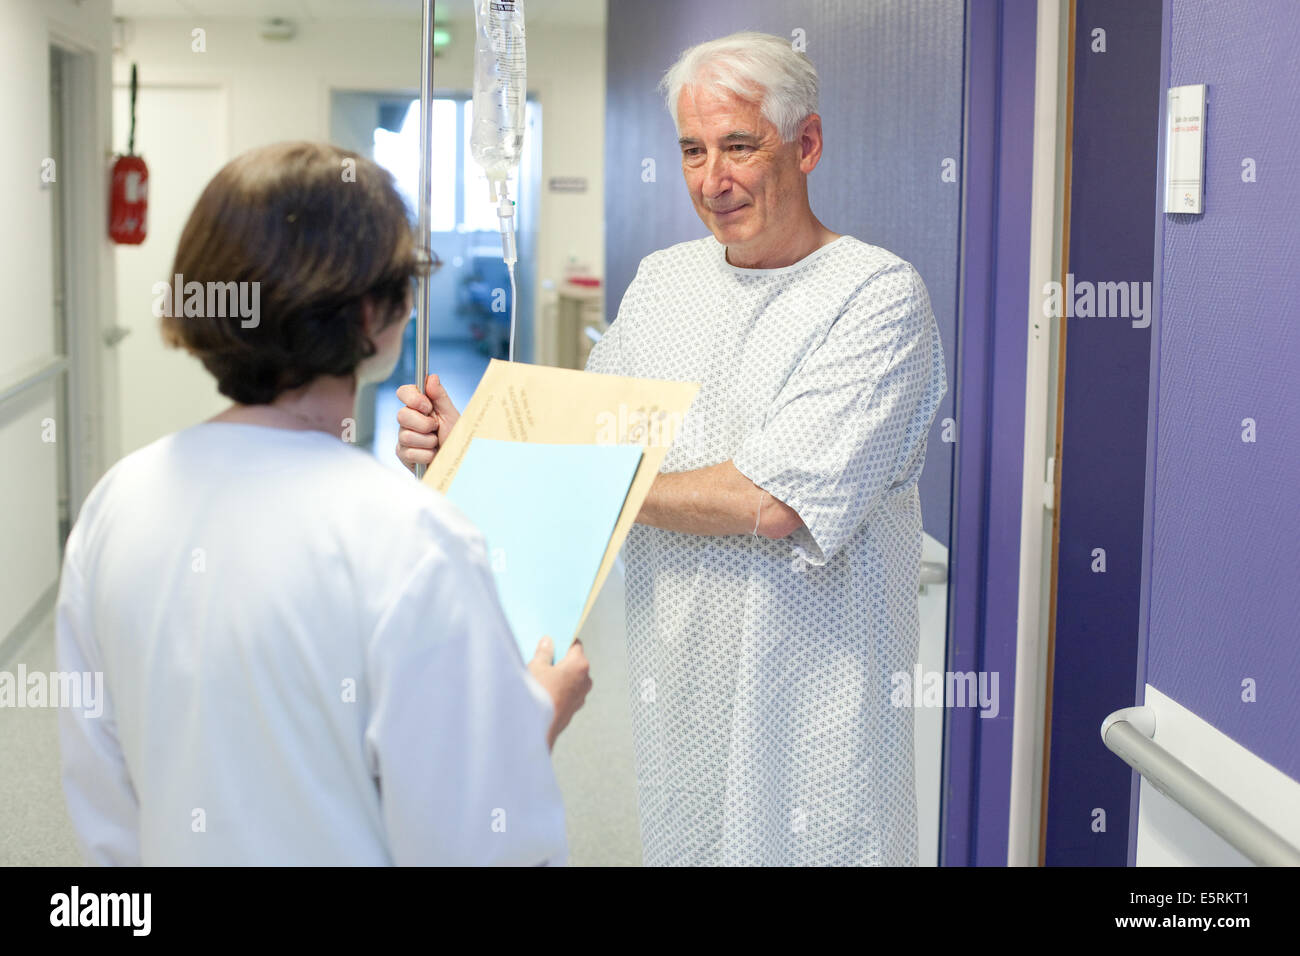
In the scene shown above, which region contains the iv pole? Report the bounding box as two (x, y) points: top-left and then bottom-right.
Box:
(414, 0), (436, 480)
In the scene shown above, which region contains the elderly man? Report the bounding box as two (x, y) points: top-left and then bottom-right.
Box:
(397, 31), (946, 866)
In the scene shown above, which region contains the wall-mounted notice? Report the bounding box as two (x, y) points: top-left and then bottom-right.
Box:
(548, 176), (588, 193)
(1165, 84), (1207, 214)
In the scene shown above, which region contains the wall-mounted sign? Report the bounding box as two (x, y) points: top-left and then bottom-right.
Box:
(1165, 84), (1207, 214)
(549, 176), (588, 194)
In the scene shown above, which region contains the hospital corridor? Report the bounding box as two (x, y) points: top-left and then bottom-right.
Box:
(0, 0), (1296, 929)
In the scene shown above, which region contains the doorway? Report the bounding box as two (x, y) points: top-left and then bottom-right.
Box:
(47, 41), (101, 551)
(329, 88), (542, 466)
(110, 81), (229, 457)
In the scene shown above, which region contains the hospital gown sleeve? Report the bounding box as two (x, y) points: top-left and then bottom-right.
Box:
(56, 551), (141, 866)
(732, 262), (943, 567)
(362, 531), (567, 866)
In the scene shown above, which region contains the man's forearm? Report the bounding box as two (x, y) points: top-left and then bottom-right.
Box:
(635, 460), (803, 539)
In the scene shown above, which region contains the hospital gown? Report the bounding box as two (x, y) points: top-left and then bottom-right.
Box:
(585, 235), (947, 866)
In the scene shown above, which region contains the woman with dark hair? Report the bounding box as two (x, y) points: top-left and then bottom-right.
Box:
(55, 141), (590, 866)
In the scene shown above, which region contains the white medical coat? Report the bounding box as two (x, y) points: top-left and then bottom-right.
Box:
(55, 422), (566, 866)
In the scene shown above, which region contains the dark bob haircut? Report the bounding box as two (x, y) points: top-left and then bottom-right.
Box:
(162, 141), (432, 405)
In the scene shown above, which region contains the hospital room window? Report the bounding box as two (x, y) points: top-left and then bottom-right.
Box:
(331, 87), (538, 458)
(369, 97), (519, 234)
(371, 98), (457, 230)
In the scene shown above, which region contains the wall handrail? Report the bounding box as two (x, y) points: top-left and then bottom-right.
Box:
(0, 355), (68, 409)
(1101, 706), (1300, 866)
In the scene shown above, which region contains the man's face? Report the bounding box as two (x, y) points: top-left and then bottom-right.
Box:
(675, 85), (809, 257)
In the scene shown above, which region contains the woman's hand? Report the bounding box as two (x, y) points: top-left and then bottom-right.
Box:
(527, 637), (593, 751)
(395, 374), (461, 473)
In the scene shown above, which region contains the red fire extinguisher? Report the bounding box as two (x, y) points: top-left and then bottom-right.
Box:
(109, 64), (147, 245)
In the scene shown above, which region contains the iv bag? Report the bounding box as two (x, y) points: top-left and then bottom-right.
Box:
(470, 0), (526, 181)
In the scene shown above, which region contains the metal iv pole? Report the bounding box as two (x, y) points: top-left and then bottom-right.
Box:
(413, 0), (436, 480)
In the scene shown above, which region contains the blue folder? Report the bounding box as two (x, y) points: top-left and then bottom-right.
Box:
(444, 438), (644, 662)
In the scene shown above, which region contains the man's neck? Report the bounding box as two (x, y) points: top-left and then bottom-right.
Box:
(726, 215), (838, 270)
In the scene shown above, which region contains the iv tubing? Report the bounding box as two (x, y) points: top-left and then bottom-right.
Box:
(507, 261), (518, 362)
(493, 177), (519, 362)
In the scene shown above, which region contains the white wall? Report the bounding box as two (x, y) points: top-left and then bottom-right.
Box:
(0, 0), (116, 648)
(112, 13), (606, 444)
(111, 82), (231, 455)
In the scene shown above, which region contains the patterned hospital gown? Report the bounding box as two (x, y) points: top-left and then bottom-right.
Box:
(585, 234), (947, 866)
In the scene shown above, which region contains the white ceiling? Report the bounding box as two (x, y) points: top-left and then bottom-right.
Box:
(111, 0), (606, 27)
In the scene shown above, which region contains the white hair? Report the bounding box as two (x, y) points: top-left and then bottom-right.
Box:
(659, 31), (819, 143)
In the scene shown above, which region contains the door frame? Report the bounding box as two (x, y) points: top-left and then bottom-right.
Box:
(47, 31), (103, 529)
(941, 0), (1040, 866)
